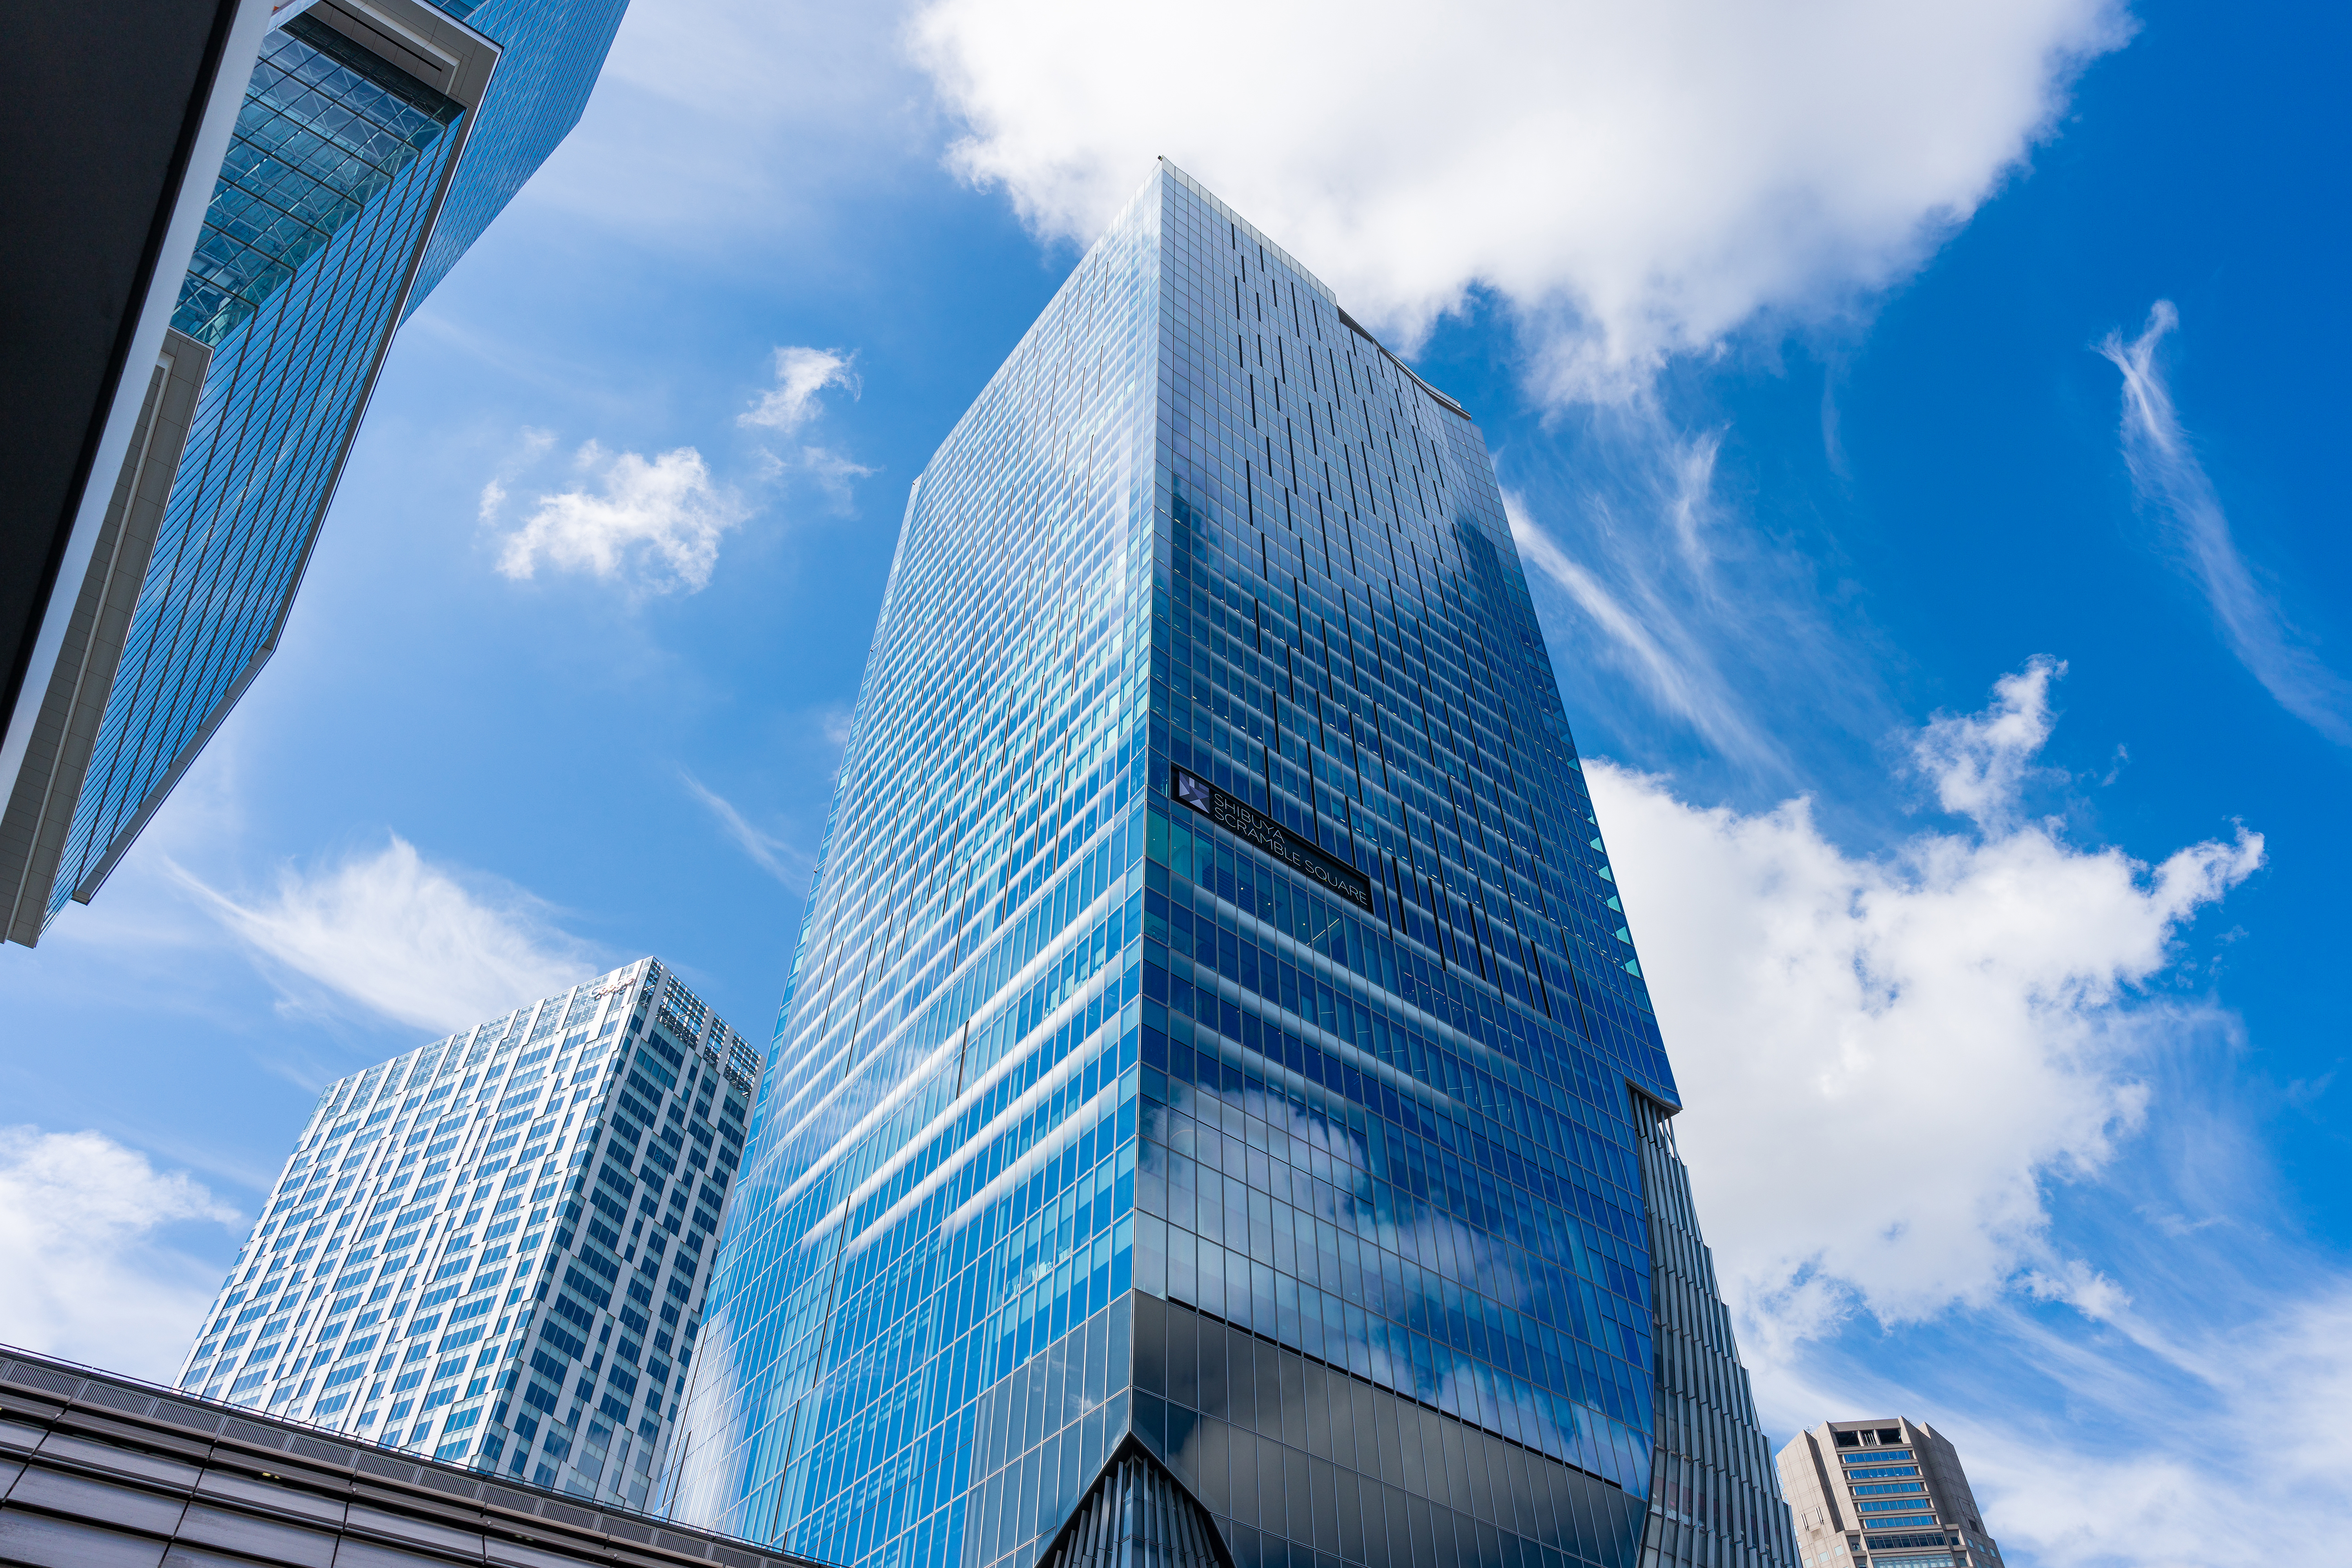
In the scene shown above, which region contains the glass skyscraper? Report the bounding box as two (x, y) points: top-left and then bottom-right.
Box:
(666, 164), (1793, 1568)
(0, 0), (630, 947)
(176, 959), (762, 1511)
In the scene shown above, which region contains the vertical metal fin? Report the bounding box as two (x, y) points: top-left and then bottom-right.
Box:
(1042, 1448), (1227, 1568)
(1633, 1097), (1804, 1568)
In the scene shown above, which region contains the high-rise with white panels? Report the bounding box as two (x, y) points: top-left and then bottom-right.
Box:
(176, 957), (761, 1511)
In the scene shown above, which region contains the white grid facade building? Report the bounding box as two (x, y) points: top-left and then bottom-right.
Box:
(175, 957), (762, 1510)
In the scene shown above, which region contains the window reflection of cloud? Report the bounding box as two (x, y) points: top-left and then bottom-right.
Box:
(1144, 1065), (1647, 1491)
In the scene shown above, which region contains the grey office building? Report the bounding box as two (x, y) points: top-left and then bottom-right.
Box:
(1775, 1419), (2002, 1568)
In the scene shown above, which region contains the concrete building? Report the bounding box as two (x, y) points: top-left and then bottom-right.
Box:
(1774, 1419), (2001, 1568)
(0, 1342), (813, 1568)
(173, 959), (760, 1512)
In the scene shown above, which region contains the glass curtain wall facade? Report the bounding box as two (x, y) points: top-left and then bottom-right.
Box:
(404, 0), (630, 311)
(176, 959), (763, 1510)
(16, 0), (629, 940)
(45, 3), (486, 924)
(668, 163), (1791, 1568)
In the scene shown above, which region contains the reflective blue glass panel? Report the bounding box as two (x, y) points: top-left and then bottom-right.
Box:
(675, 163), (1790, 1568)
(49, 0), (632, 920)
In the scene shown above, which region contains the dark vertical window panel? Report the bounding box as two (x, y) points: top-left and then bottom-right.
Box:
(1306, 1455), (1339, 1555)
(1333, 1467), (1366, 1564)
(1404, 1493), (1436, 1568)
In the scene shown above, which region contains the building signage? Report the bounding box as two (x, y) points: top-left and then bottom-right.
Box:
(1171, 764), (1374, 912)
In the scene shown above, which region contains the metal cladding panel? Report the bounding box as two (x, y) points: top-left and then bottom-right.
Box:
(1632, 1107), (1797, 1568)
(0, 1345), (811, 1568)
(0, 0), (248, 737)
(1043, 1447), (1228, 1568)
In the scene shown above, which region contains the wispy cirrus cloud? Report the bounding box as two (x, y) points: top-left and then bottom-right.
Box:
(1755, 1264), (2352, 1568)
(1504, 480), (1782, 771)
(800, 445), (881, 511)
(171, 835), (598, 1032)
(681, 771), (812, 890)
(2101, 301), (2352, 746)
(521, 1), (926, 249)
(489, 441), (748, 594)
(1500, 416), (1898, 787)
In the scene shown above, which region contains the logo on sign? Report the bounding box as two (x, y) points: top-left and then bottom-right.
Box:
(1169, 764), (1374, 912)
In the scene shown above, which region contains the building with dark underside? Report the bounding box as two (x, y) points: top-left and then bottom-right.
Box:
(662, 164), (1799, 1568)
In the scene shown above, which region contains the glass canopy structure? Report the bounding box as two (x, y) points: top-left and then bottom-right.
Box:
(3, 0), (630, 947)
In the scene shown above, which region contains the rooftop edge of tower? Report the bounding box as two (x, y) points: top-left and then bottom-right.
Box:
(1155, 157), (1473, 423)
(1157, 157), (1338, 307)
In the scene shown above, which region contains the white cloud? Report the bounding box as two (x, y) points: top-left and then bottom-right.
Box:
(172, 835), (597, 1032)
(0, 1127), (240, 1381)
(741, 346), (860, 435)
(682, 771), (813, 889)
(496, 441), (748, 593)
(1911, 656), (2063, 826)
(2102, 301), (2352, 746)
(800, 445), (881, 510)
(911, 0), (2131, 399)
(1588, 662), (2261, 1345)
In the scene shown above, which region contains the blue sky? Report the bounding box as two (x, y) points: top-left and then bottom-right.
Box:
(3, 1), (2345, 1562)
